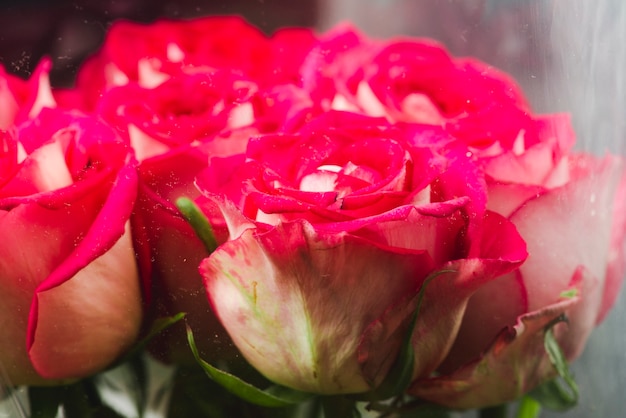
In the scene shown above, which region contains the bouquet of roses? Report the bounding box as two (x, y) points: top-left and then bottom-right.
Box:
(1, 15), (625, 418)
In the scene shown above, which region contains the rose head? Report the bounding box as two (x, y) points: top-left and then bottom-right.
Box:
(97, 70), (259, 162)
(0, 108), (142, 385)
(197, 111), (527, 394)
(301, 26), (547, 156)
(407, 114), (626, 408)
(115, 77), (313, 364)
(68, 16), (316, 112)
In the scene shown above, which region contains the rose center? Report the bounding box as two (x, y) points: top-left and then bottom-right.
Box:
(299, 162), (381, 198)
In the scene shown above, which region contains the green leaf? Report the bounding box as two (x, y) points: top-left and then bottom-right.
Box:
(28, 386), (62, 418)
(186, 325), (312, 407)
(516, 396), (542, 418)
(530, 315), (579, 411)
(176, 197), (218, 254)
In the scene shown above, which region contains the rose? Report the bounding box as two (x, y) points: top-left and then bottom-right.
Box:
(0, 108), (142, 385)
(64, 16), (317, 112)
(96, 70), (259, 162)
(94, 73), (313, 363)
(95, 69), (314, 162)
(195, 111), (527, 394)
(301, 25), (546, 155)
(86, 34), (317, 362)
(406, 122), (626, 407)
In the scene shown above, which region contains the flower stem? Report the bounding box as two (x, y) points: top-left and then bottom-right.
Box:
(479, 404), (508, 418)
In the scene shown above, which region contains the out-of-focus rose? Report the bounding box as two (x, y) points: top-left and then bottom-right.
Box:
(63, 16), (317, 112)
(196, 111), (527, 394)
(96, 70), (258, 162)
(131, 145), (234, 364)
(409, 128), (626, 408)
(0, 108), (142, 385)
(301, 25), (547, 155)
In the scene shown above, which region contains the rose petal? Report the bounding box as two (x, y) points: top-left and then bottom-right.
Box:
(201, 220), (434, 394)
(29, 225), (142, 379)
(410, 296), (579, 409)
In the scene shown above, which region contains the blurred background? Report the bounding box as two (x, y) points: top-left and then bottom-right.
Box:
(1, 0), (625, 417)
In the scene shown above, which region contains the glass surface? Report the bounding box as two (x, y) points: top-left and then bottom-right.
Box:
(1, 1), (624, 416)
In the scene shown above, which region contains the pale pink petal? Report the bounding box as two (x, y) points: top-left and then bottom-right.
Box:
(512, 155), (623, 316)
(201, 220), (433, 394)
(410, 296), (579, 409)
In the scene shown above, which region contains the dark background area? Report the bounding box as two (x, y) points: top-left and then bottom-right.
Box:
(0, 0), (318, 87)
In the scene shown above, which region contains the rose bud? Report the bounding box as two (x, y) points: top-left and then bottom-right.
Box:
(0, 108), (142, 385)
(196, 111), (527, 394)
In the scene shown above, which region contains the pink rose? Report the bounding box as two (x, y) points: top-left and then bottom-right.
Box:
(409, 124), (626, 408)
(96, 70), (258, 162)
(0, 108), (142, 384)
(196, 111), (527, 394)
(66, 16), (316, 112)
(105, 81), (311, 363)
(95, 69), (314, 162)
(411, 152), (626, 408)
(301, 25), (543, 154)
(90, 54), (316, 363)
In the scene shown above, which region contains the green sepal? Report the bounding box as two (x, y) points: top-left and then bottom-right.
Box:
(176, 197), (218, 254)
(530, 379), (577, 411)
(516, 395), (542, 418)
(186, 325), (312, 407)
(530, 315), (579, 411)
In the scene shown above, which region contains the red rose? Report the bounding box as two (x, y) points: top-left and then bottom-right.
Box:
(301, 25), (544, 154)
(0, 108), (142, 384)
(196, 111), (526, 393)
(96, 70), (258, 161)
(67, 16), (316, 112)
